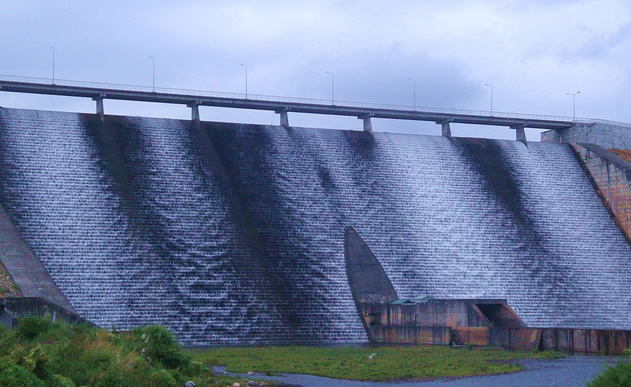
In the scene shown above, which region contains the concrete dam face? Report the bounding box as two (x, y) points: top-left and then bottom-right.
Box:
(1, 107), (631, 345)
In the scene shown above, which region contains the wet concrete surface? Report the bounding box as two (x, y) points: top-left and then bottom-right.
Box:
(214, 356), (624, 386)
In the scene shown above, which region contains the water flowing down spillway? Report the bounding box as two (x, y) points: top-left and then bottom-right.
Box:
(1, 107), (631, 345)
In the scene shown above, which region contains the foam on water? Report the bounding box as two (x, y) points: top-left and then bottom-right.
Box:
(1, 108), (630, 344)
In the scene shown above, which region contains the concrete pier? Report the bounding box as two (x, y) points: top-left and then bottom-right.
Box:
(513, 124), (527, 143)
(277, 108), (289, 127)
(360, 114), (373, 132)
(93, 96), (104, 121)
(439, 119), (452, 137)
(188, 101), (201, 122)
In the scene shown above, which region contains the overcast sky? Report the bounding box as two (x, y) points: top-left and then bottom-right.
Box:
(2, 0), (630, 140)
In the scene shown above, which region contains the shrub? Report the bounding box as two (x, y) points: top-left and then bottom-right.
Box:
(589, 361), (631, 386)
(10, 344), (49, 380)
(0, 317), (226, 386)
(146, 368), (178, 386)
(15, 316), (54, 340)
(131, 325), (191, 369)
(48, 374), (75, 387)
(589, 349), (631, 387)
(0, 356), (44, 387)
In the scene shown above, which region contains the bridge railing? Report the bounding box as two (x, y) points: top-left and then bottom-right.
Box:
(0, 73), (584, 123)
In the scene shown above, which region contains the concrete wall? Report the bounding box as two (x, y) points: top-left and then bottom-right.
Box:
(0, 204), (74, 312)
(573, 143), (631, 242)
(4, 108), (631, 344)
(0, 297), (87, 329)
(542, 121), (631, 149)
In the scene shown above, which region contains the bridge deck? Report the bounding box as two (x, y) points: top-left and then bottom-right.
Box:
(0, 79), (574, 130)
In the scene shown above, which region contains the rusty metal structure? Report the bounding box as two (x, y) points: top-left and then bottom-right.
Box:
(345, 226), (631, 354)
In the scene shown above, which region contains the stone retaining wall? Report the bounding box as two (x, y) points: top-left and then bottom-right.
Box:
(572, 143), (631, 242)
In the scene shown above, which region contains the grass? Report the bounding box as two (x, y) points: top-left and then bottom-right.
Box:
(0, 316), (254, 386)
(0, 316), (569, 385)
(192, 344), (565, 382)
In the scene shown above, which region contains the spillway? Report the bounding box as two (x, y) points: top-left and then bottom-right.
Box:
(1, 107), (630, 345)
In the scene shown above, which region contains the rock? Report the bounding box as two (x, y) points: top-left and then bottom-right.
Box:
(232, 383), (240, 387)
(247, 371), (255, 375)
(368, 352), (376, 359)
(260, 383), (269, 387)
(247, 382), (258, 386)
(185, 382), (195, 387)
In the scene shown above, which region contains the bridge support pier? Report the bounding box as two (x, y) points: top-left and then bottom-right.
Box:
(512, 124), (527, 143)
(276, 108), (289, 127)
(437, 119), (452, 137)
(188, 101), (201, 122)
(93, 95), (105, 121)
(359, 114), (373, 132)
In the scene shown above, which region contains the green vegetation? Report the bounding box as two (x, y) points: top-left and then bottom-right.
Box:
(0, 316), (569, 385)
(589, 349), (631, 387)
(0, 316), (251, 386)
(193, 345), (565, 382)
(0, 262), (20, 297)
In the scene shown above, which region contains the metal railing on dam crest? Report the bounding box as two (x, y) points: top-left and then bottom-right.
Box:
(0, 74), (581, 137)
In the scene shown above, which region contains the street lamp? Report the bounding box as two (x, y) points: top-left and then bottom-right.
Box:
(566, 91), (581, 121)
(240, 64), (248, 99)
(326, 71), (334, 105)
(49, 47), (55, 84)
(408, 77), (416, 110)
(148, 56), (155, 92)
(484, 83), (493, 116)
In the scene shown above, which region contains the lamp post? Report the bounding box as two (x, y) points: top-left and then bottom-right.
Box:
(408, 77), (416, 110)
(484, 83), (493, 116)
(566, 91), (581, 121)
(148, 56), (155, 92)
(49, 47), (55, 84)
(240, 64), (248, 99)
(326, 71), (334, 105)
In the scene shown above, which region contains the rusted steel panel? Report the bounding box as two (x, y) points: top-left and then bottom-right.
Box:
(557, 329), (572, 352)
(368, 326), (451, 345)
(489, 328), (510, 348)
(509, 329), (542, 351)
(586, 330), (598, 353)
(451, 327), (490, 346)
(596, 331), (609, 354)
(416, 303), (431, 326)
(416, 327), (433, 344)
(541, 329), (557, 351)
(417, 326), (451, 345)
(572, 330), (586, 353)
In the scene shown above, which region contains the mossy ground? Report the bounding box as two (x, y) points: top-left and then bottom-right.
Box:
(192, 344), (565, 382)
(0, 262), (20, 297)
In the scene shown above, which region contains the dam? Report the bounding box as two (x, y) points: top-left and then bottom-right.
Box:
(1, 104), (631, 346)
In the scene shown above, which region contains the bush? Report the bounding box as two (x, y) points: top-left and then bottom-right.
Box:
(15, 316), (54, 340)
(146, 368), (178, 386)
(10, 344), (49, 380)
(0, 317), (228, 386)
(589, 361), (631, 386)
(0, 356), (44, 387)
(48, 374), (75, 387)
(131, 325), (191, 369)
(589, 350), (631, 387)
